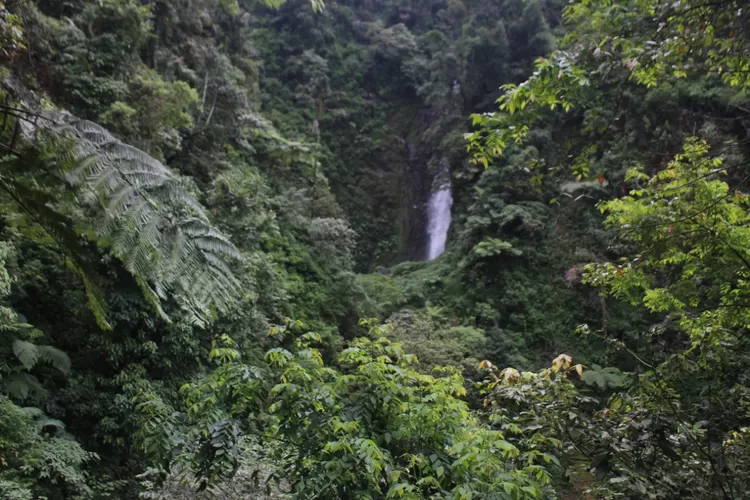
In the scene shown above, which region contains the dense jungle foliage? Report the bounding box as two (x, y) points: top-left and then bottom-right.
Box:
(2, 0), (750, 498)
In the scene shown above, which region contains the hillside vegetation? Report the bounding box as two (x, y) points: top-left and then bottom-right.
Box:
(1, 0), (750, 498)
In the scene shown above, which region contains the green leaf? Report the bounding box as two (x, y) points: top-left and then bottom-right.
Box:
(12, 340), (39, 370)
(37, 345), (71, 374)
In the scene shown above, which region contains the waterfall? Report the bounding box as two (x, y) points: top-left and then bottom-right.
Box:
(426, 180), (453, 260)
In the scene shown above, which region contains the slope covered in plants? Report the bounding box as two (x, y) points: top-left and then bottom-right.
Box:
(1, 0), (750, 498)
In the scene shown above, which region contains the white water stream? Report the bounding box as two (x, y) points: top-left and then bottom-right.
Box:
(426, 184), (453, 260)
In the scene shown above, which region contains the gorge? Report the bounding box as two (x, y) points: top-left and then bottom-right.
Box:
(2, 0), (750, 498)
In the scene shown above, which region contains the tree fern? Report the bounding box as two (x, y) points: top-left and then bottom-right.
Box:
(12, 340), (38, 371)
(52, 112), (241, 326)
(21, 406), (45, 418)
(36, 345), (71, 374)
(7, 340), (70, 401)
(2, 107), (241, 327)
(6, 372), (44, 400)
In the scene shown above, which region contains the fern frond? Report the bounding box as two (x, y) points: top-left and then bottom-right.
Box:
(32, 112), (242, 324)
(1, 106), (241, 327)
(21, 406), (45, 418)
(12, 339), (38, 370)
(135, 278), (171, 323)
(6, 372), (44, 400)
(11, 340), (71, 374)
(158, 186), (208, 221)
(36, 345), (71, 374)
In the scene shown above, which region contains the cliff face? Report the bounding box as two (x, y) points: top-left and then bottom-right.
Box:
(397, 107), (463, 262)
(249, 0), (557, 270)
(392, 108), (440, 262)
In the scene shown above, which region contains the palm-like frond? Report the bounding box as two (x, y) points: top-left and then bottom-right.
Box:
(36, 345), (71, 374)
(12, 339), (38, 371)
(21, 406), (45, 418)
(0, 104), (241, 328)
(6, 372), (44, 400)
(11, 340), (71, 374)
(39, 112), (241, 326)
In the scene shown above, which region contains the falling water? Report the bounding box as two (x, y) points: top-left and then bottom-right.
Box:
(426, 182), (453, 260)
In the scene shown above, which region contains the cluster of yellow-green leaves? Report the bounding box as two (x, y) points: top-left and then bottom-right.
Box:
(136, 321), (554, 499)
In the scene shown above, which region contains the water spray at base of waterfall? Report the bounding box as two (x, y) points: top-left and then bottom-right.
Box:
(426, 181), (453, 261)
